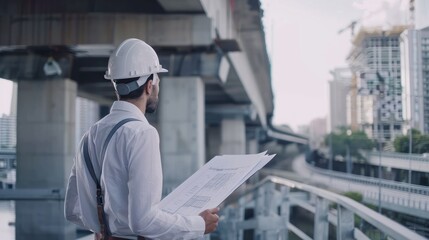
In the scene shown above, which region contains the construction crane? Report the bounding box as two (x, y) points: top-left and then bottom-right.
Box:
(338, 20), (359, 36)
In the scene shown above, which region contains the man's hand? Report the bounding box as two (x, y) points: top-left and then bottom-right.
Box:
(199, 207), (220, 234)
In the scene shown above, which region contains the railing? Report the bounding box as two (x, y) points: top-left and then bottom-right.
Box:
(302, 163), (429, 221)
(0, 188), (64, 200)
(0, 188), (67, 240)
(366, 151), (429, 162)
(310, 165), (429, 196)
(218, 176), (426, 240)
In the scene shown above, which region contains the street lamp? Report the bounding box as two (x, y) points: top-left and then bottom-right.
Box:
(376, 72), (385, 214)
(408, 127), (412, 206)
(346, 129), (352, 175)
(346, 129), (352, 192)
(329, 132), (333, 172)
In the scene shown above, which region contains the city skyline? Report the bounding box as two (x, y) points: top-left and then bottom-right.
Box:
(263, 0), (408, 131)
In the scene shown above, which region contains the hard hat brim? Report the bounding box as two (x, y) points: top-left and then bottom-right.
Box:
(104, 68), (168, 80)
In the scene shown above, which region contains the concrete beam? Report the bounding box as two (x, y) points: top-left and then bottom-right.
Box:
(205, 104), (257, 120)
(266, 129), (309, 145)
(159, 76), (205, 194)
(0, 13), (213, 47)
(0, 188), (64, 200)
(158, 0), (204, 12)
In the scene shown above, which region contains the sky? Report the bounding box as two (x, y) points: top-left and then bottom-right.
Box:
(261, 0), (408, 131)
(0, 0), (409, 129)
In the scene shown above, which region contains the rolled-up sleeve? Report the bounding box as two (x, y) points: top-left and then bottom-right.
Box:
(126, 127), (205, 239)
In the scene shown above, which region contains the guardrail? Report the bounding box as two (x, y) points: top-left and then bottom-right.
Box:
(366, 151), (429, 162)
(218, 176), (426, 240)
(310, 165), (429, 196)
(305, 164), (429, 219)
(0, 188), (65, 200)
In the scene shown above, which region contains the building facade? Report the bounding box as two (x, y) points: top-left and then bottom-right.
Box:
(328, 68), (351, 133)
(348, 27), (407, 144)
(0, 114), (16, 151)
(0, 82), (16, 151)
(401, 27), (429, 134)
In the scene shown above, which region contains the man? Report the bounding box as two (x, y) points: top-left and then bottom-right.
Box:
(65, 38), (219, 240)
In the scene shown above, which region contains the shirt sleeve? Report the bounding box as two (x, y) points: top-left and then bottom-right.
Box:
(64, 158), (86, 229)
(126, 127), (205, 240)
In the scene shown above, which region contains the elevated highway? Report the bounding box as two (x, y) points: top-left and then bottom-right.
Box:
(291, 155), (429, 219)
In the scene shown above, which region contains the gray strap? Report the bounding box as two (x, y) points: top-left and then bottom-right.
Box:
(100, 118), (141, 163)
(82, 117), (140, 236)
(83, 133), (98, 187)
(84, 118), (140, 182)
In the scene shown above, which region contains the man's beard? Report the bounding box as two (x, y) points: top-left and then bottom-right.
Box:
(146, 96), (158, 113)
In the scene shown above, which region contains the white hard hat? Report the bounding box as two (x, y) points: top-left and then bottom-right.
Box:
(105, 38), (168, 95)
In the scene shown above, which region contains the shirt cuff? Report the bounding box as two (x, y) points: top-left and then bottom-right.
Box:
(187, 215), (206, 237)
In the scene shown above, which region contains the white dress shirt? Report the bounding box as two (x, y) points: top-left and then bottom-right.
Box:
(65, 101), (205, 239)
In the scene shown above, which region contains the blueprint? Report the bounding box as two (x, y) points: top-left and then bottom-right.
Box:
(159, 152), (275, 216)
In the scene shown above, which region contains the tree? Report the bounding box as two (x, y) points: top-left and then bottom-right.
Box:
(324, 128), (374, 161)
(394, 129), (429, 154)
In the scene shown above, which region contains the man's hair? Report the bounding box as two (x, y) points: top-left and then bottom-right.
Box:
(114, 74), (153, 100)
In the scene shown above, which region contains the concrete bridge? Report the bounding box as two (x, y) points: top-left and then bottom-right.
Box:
(218, 176), (427, 240)
(0, 0), (307, 239)
(291, 155), (429, 219)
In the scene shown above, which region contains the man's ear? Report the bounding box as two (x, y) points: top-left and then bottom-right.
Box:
(145, 79), (153, 95)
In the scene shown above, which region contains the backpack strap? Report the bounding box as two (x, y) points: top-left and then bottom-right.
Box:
(83, 118), (140, 238)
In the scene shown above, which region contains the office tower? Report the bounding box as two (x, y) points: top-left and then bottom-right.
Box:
(348, 26), (407, 144)
(0, 82), (17, 151)
(0, 114), (16, 151)
(328, 68), (351, 133)
(401, 27), (429, 133)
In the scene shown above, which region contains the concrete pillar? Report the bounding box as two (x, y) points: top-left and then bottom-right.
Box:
(159, 77), (205, 194)
(206, 125), (221, 161)
(247, 138), (258, 154)
(16, 79), (76, 240)
(220, 118), (245, 154)
(255, 185), (265, 239)
(280, 186), (290, 240)
(337, 205), (354, 240)
(314, 196), (329, 240)
(246, 128), (259, 154)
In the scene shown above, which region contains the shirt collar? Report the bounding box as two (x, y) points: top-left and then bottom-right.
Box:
(110, 101), (148, 123)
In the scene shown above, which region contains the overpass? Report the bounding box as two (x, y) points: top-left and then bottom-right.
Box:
(290, 155), (429, 220)
(0, 0), (307, 239)
(218, 176), (427, 240)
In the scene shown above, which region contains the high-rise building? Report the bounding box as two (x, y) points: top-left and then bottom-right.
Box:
(0, 82), (17, 151)
(308, 118), (327, 149)
(348, 26), (407, 144)
(400, 27), (429, 133)
(0, 114), (16, 151)
(75, 97), (100, 147)
(328, 68), (351, 133)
